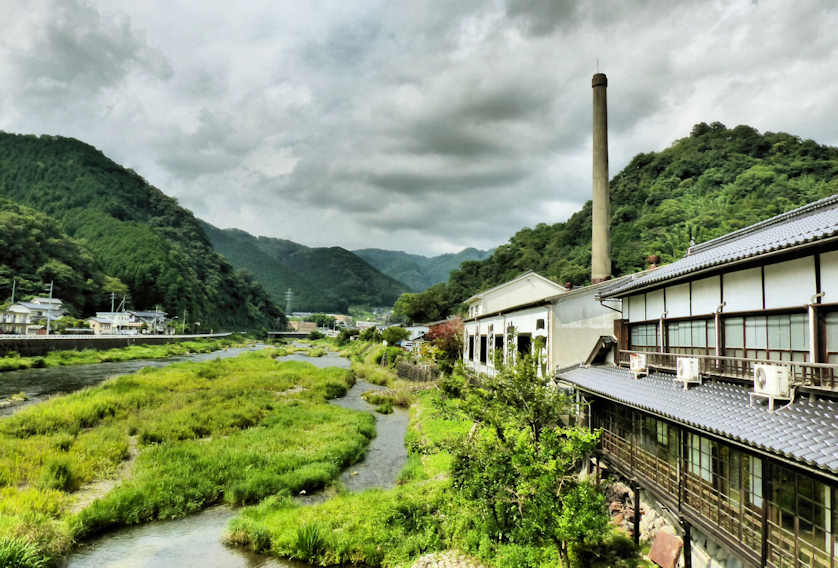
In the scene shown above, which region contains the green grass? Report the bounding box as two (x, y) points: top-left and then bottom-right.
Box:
(0, 336), (243, 373)
(228, 387), (644, 568)
(0, 350), (375, 565)
(227, 389), (465, 567)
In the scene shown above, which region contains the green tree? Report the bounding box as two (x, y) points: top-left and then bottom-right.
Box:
(452, 356), (608, 567)
(381, 326), (410, 345)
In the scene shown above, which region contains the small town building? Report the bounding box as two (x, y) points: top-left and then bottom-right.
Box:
(289, 320), (317, 333)
(462, 271), (630, 377)
(0, 297), (66, 335)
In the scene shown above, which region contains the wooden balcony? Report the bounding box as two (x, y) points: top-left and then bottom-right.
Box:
(617, 350), (838, 392)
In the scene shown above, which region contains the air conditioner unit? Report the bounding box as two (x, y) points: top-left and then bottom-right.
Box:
(629, 352), (647, 378)
(675, 357), (701, 389)
(753, 364), (791, 398)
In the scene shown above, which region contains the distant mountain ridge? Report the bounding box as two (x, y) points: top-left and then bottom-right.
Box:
(0, 132), (283, 329)
(201, 223), (410, 313)
(353, 247), (493, 291)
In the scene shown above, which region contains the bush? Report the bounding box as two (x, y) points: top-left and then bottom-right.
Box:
(375, 401), (393, 414)
(439, 373), (466, 397)
(38, 458), (77, 492)
(308, 331), (325, 340)
(294, 522), (328, 561)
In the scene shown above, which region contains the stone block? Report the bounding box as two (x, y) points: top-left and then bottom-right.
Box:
(648, 531), (683, 568)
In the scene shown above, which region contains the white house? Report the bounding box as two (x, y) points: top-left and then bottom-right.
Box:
(1, 297), (66, 335)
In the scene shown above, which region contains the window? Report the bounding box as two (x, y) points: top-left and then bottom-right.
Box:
(826, 310), (838, 364)
(724, 313), (808, 361)
(536, 318), (545, 330)
(479, 336), (487, 364)
(468, 336), (474, 360)
(767, 465), (833, 567)
(667, 319), (715, 355)
(630, 323), (659, 351)
(517, 334), (532, 358)
(687, 433), (712, 482)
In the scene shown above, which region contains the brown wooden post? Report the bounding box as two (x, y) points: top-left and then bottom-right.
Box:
(632, 481), (641, 547)
(679, 516), (692, 568)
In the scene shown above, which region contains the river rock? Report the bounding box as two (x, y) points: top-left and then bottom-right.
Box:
(411, 550), (488, 568)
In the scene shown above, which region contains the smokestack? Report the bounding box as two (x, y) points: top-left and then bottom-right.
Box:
(591, 72), (610, 283)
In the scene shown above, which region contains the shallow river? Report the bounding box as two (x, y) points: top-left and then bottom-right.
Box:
(62, 350), (409, 568)
(0, 344), (269, 416)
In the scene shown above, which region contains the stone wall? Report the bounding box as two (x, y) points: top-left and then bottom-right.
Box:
(0, 334), (230, 357)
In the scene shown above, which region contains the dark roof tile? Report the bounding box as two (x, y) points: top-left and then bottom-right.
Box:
(559, 365), (838, 475)
(603, 194), (838, 297)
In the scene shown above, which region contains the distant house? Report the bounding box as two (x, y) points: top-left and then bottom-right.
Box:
(289, 320), (317, 333)
(87, 312), (142, 335)
(0, 297), (66, 335)
(129, 310), (168, 334)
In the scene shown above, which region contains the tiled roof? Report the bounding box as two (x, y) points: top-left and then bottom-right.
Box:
(603, 194), (838, 297)
(559, 365), (838, 475)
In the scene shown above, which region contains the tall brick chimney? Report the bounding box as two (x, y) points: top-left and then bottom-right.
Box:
(591, 73), (611, 283)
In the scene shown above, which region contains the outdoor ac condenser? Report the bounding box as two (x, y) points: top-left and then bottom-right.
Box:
(675, 357), (701, 390)
(753, 364), (791, 398)
(629, 352), (647, 379)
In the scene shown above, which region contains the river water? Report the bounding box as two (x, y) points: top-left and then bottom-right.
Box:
(0, 344), (269, 416)
(62, 350), (409, 568)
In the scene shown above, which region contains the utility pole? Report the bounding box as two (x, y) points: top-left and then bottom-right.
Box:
(45, 280), (53, 335)
(111, 292), (115, 312)
(10, 279), (15, 304)
(183, 308), (188, 335)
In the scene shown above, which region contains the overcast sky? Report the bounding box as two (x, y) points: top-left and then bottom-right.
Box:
(1, 1), (836, 255)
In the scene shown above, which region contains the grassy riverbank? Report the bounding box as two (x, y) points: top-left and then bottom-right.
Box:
(0, 336), (245, 373)
(0, 350), (374, 566)
(227, 388), (466, 566)
(229, 378), (646, 568)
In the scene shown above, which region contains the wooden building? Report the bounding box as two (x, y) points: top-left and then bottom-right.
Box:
(559, 195), (838, 568)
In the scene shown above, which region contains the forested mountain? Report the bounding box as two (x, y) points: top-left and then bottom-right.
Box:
(353, 247), (492, 291)
(0, 132), (284, 329)
(201, 223), (410, 313)
(395, 123), (838, 322)
(0, 198), (113, 316)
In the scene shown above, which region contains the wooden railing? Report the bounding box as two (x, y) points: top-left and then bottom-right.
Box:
(617, 350), (838, 391)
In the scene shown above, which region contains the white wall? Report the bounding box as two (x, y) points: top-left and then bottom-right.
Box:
(819, 250), (838, 302)
(764, 256), (816, 309)
(666, 282), (690, 318)
(723, 267), (762, 312)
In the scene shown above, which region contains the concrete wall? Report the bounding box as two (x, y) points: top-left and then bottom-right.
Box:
(553, 288), (622, 369)
(0, 333), (231, 357)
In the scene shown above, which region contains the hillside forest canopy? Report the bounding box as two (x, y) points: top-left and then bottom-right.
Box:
(0, 132), (284, 330)
(394, 123), (838, 323)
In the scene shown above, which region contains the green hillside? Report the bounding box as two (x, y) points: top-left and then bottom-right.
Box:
(202, 224), (410, 313)
(0, 198), (112, 315)
(395, 123), (838, 322)
(353, 247), (492, 291)
(0, 132), (283, 329)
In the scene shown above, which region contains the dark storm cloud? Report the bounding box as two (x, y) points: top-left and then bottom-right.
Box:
(1, 0), (837, 255)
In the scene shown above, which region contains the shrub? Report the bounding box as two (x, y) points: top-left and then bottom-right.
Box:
(38, 459), (77, 492)
(375, 401), (393, 414)
(294, 522), (328, 561)
(307, 331), (325, 340)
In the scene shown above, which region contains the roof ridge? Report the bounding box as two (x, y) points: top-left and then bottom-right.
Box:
(686, 193), (838, 256)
